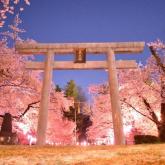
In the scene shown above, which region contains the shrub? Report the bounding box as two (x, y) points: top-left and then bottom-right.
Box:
(134, 135), (159, 144)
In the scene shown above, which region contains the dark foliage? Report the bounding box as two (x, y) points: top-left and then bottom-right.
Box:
(0, 113), (19, 145)
(63, 106), (92, 142)
(134, 135), (159, 144)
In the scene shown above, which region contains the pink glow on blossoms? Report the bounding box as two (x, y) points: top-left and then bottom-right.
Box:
(124, 125), (132, 135)
(27, 135), (36, 145)
(147, 39), (165, 49)
(16, 123), (29, 135)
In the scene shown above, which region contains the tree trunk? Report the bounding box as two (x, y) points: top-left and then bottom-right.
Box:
(0, 113), (19, 144)
(158, 123), (165, 142)
(1, 113), (12, 133)
(159, 76), (165, 142)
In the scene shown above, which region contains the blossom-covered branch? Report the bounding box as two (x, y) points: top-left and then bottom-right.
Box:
(0, 0), (30, 27)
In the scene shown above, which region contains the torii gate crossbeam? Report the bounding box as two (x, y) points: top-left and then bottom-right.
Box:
(16, 42), (145, 145)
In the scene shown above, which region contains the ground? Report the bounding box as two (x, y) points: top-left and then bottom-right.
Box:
(0, 144), (164, 165)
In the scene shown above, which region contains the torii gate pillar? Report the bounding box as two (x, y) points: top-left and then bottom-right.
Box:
(37, 51), (54, 145)
(107, 49), (125, 144)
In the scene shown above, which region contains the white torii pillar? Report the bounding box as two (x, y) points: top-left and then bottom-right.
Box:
(107, 49), (125, 144)
(36, 51), (54, 145)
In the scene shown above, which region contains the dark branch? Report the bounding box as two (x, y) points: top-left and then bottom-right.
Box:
(0, 79), (36, 93)
(144, 82), (160, 94)
(13, 101), (40, 119)
(143, 97), (152, 110)
(121, 98), (157, 124)
(149, 46), (165, 73)
(141, 97), (160, 125)
(0, 79), (25, 88)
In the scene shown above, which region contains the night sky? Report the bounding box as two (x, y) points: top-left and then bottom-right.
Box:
(1, 0), (165, 98)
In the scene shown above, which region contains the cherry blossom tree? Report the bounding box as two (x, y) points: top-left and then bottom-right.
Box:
(0, 36), (41, 144)
(15, 90), (75, 145)
(0, 39), (75, 144)
(87, 91), (113, 144)
(120, 40), (165, 142)
(119, 68), (159, 142)
(87, 64), (160, 144)
(147, 40), (165, 142)
(0, 40), (75, 144)
(46, 90), (75, 144)
(0, 0), (30, 27)
(0, 16), (75, 145)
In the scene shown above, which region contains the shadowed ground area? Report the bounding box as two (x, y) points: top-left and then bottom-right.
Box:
(0, 144), (164, 165)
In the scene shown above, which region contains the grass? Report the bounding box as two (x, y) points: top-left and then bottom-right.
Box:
(0, 144), (164, 164)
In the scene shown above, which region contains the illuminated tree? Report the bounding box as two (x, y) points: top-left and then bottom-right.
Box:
(0, 33), (75, 145)
(87, 63), (161, 144)
(148, 40), (165, 142)
(120, 40), (165, 142)
(87, 91), (113, 144)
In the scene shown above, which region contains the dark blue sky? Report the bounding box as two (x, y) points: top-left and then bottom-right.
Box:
(2, 0), (165, 96)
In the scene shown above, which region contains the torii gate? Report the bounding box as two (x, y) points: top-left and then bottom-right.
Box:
(16, 42), (144, 145)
